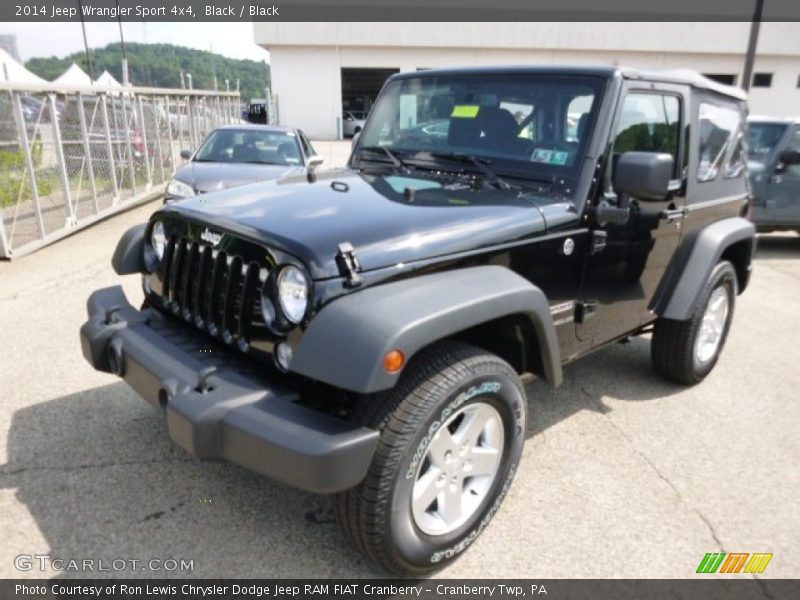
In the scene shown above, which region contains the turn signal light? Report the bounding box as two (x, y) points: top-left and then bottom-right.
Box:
(383, 350), (405, 373)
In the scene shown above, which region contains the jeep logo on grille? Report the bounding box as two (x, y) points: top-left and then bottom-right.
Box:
(200, 227), (223, 246)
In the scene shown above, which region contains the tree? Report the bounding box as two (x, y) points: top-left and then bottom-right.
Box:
(26, 42), (271, 103)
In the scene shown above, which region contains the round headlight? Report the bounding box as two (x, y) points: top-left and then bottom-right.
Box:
(151, 221), (166, 261)
(276, 265), (309, 324)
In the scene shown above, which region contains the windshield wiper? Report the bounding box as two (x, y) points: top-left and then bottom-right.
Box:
(429, 152), (513, 191)
(358, 145), (411, 174)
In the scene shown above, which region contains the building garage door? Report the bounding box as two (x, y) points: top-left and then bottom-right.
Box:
(341, 68), (399, 116)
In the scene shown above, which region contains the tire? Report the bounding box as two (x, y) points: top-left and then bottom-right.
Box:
(334, 341), (527, 575)
(651, 260), (738, 385)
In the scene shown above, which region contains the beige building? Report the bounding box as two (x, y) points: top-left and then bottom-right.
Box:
(254, 22), (800, 139)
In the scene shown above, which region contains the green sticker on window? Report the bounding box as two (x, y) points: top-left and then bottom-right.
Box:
(451, 105), (480, 118)
(551, 151), (569, 166)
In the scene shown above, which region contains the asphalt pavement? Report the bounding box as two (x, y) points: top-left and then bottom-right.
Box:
(0, 151), (798, 579)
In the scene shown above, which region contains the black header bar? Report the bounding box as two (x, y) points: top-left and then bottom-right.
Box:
(3, 0), (800, 22)
(3, 579), (800, 600)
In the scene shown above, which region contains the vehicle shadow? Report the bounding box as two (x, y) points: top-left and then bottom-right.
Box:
(1, 382), (376, 578)
(524, 335), (683, 438)
(754, 233), (800, 260)
(2, 337), (679, 578)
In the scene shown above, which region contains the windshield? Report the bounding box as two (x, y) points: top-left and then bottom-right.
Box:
(356, 73), (605, 180)
(747, 122), (788, 164)
(194, 129), (303, 166)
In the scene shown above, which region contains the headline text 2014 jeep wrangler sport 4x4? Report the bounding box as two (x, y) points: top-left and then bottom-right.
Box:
(81, 67), (755, 574)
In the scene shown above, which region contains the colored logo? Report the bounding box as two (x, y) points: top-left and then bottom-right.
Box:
(696, 552), (773, 574)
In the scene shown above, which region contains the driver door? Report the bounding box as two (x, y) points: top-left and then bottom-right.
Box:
(576, 83), (688, 346)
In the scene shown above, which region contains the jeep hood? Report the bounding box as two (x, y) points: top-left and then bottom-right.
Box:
(159, 169), (560, 280)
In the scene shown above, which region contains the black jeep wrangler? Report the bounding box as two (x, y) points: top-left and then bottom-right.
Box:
(80, 67), (755, 574)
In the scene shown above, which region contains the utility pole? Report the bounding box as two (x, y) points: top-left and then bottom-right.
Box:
(742, 0), (764, 91)
(77, 0), (95, 81)
(116, 0), (129, 85)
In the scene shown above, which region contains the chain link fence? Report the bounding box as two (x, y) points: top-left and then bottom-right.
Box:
(0, 83), (240, 258)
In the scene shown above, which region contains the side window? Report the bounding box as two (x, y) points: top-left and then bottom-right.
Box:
(613, 92), (681, 179)
(784, 129), (800, 178)
(697, 102), (743, 182)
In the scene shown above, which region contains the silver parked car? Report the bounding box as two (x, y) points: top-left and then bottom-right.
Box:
(342, 111), (366, 137)
(165, 124), (322, 202)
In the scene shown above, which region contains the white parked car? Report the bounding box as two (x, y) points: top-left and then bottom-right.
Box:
(342, 111), (366, 137)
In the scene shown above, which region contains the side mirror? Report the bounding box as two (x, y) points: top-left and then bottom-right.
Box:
(776, 149), (800, 171)
(180, 149), (193, 160)
(307, 155), (324, 169)
(613, 152), (674, 201)
(351, 131), (361, 149)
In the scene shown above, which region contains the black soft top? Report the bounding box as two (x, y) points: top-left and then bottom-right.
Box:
(389, 65), (746, 101)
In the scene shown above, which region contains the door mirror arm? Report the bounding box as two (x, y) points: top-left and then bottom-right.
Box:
(593, 199), (631, 226)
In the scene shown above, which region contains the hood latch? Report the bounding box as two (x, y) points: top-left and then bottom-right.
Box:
(336, 242), (362, 287)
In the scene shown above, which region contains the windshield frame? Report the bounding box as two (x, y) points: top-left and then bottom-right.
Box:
(352, 72), (608, 184)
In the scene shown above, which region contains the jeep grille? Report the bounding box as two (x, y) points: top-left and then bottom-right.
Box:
(157, 235), (264, 350)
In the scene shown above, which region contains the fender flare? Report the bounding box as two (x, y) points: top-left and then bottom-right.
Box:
(657, 217), (755, 321)
(291, 266), (563, 394)
(111, 223), (146, 275)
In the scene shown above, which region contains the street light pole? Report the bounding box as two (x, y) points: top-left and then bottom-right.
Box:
(742, 0), (764, 91)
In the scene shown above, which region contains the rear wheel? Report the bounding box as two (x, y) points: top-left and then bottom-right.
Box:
(651, 260), (737, 384)
(334, 341), (526, 574)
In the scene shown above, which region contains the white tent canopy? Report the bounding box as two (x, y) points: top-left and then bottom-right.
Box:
(52, 62), (92, 86)
(0, 47), (48, 84)
(93, 70), (122, 88)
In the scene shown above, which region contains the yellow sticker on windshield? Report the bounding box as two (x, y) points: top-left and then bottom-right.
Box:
(451, 105), (480, 118)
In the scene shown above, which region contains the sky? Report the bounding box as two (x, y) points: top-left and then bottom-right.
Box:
(3, 22), (270, 63)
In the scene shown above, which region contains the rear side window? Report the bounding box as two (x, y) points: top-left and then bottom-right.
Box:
(697, 103), (743, 182)
(613, 92), (681, 179)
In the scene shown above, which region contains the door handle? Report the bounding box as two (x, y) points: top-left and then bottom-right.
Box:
(660, 207), (687, 223)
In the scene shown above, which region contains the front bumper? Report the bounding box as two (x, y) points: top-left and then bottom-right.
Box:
(79, 286), (378, 494)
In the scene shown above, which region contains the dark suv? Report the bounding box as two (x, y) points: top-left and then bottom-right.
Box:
(80, 66), (755, 574)
(747, 116), (800, 233)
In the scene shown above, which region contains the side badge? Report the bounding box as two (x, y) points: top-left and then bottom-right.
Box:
(563, 238), (575, 256)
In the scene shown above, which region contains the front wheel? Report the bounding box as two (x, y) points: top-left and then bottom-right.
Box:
(335, 341), (527, 574)
(651, 260), (737, 384)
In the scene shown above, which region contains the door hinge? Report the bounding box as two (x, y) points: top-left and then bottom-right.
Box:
(336, 242), (362, 287)
(590, 230), (607, 255)
(575, 300), (598, 324)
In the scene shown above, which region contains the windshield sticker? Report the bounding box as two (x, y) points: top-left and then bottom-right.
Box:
(451, 105), (480, 119)
(531, 148), (569, 166)
(531, 149), (552, 163)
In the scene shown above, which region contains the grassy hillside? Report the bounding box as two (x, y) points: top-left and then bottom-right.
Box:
(26, 42), (270, 103)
